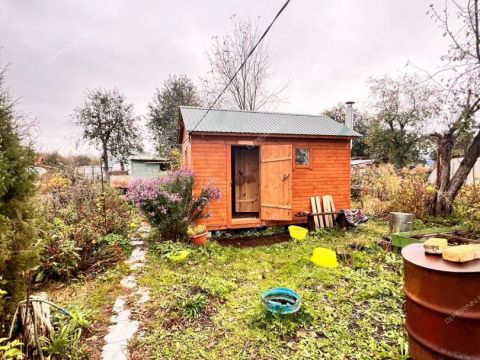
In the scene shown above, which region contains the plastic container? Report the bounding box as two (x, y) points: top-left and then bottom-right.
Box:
(167, 250), (190, 262)
(311, 247), (338, 268)
(288, 225), (308, 240)
(389, 212), (414, 233)
(261, 287), (301, 314)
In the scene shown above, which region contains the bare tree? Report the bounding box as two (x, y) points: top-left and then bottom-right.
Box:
(425, 0), (480, 215)
(202, 16), (286, 111)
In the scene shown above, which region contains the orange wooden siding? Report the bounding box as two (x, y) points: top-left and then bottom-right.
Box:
(189, 138), (229, 229)
(186, 135), (351, 230)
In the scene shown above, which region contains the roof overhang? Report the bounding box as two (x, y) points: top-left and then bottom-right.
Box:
(186, 131), (361, 140)
(179, 106), (363, 140)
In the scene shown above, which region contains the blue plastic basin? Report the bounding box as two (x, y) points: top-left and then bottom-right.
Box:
(261, 287), (301, 314)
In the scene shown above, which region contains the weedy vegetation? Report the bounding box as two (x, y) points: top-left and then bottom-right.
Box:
(44, 263), (128, 359)
(37, 171), (138, 281)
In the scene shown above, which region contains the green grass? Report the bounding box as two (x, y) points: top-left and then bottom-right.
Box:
(46, 263), (128, 314)
(131, 222), (408, 360)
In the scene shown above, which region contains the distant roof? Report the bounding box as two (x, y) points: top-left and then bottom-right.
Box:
(351, 159), (377, 166)
(179, 106), (362, 138)
(130, 154), (168, 162)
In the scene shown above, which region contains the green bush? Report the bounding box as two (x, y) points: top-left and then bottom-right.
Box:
(37, 172), (135, 280)
(0, 67), (40, 329)
(98, 233), (132, 258)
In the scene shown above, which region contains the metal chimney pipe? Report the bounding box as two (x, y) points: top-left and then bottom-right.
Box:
(345, 101), (355, 129)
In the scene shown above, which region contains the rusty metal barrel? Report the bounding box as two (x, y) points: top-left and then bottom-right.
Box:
(402, 244), (480, 359)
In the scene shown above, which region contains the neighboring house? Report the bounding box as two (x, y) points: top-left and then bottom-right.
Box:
(178, 106), (361, 230)
(428, 157), (480, 185)
(350, 159), (379, 174)
(108, 155), (170, 190)
(130, 154), (170, 180)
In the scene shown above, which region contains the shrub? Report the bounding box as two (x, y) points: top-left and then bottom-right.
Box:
(126, 168), (220, 240)
(38, 219), (81, 281)
(0, 68), (40, 328)
(168, 148), (182, 171)
(98, 233), (132, 257)
(355, 165), (435, 220)
(37, 172), (135, 280)
(454, 185), (480, 231)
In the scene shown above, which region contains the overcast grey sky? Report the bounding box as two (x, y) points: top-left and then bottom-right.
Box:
(0, 0), (448, 155)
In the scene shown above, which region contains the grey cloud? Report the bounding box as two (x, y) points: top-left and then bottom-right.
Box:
(0, 0), (447, 154)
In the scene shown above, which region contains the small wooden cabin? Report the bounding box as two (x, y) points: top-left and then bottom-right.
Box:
(178, 106), (361, 230)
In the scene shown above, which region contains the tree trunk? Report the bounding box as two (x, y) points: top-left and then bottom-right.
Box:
(445, 129), (480, 199)
(434, 134), (453, 216)
(102, 145), (110, 181)
(434, 129), (480, 216)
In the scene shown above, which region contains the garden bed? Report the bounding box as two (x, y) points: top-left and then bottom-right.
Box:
(130, 221), (408, 359)
(390, 225), (479, 250)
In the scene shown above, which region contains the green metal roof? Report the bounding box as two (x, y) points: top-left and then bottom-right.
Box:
(180, 106), (362, 138)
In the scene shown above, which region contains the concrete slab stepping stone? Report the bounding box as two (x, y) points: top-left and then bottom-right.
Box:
(101, 229), (150, 360)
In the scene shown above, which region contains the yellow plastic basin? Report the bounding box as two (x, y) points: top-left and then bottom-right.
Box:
(167, 250), (190, 262)
(289, 225), (308, 240)
(311, 247), (338, 268)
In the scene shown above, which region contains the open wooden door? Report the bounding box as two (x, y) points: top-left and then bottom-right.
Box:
(260, 144), (292, 220)
(234, 148), (260, 212)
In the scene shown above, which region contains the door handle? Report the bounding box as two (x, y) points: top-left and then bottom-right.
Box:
(282, 173), (290, 181)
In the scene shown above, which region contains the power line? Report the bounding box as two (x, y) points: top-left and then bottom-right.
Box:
(189, 0), (292, 134)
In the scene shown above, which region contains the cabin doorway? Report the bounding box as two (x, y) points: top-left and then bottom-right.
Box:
(231, 146), (260, 219)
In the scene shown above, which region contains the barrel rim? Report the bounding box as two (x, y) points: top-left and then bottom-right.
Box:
(402, 244), (480, 274)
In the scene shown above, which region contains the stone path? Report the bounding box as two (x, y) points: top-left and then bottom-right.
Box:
(101, 226), (150, 360)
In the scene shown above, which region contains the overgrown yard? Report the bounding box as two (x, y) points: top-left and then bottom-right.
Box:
(45, 263), (129, 359)
(130, 222), (408, 360)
